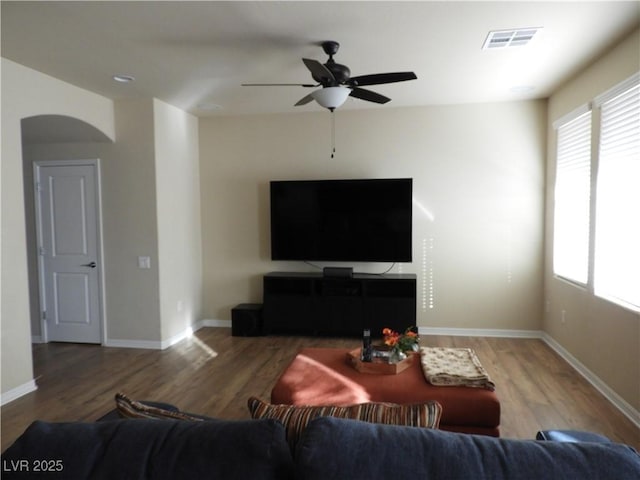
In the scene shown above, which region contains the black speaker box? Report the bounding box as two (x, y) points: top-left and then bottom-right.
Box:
(231, 303), (264, 337)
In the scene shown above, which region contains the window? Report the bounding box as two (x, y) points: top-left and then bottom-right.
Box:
(593, 78), (640, 309)
(553, 73), (640, 311)
(553, 108), (592, 284)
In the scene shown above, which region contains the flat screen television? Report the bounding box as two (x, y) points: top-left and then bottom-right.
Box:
(270, 178), (412, 262)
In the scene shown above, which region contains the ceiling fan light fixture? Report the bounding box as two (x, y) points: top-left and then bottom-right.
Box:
(311, 86), (350, 110)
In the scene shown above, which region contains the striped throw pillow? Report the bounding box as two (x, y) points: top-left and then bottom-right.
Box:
(115, 392), (204, 421)
(247, 397), (441, 451)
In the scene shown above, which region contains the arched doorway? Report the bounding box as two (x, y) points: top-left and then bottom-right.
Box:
(21, 114), (113, 344)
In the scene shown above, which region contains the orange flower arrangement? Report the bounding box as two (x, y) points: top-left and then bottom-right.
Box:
(382, 327), (419, 355)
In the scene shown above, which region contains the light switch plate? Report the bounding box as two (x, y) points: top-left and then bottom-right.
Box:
(138, 256), (151, 269)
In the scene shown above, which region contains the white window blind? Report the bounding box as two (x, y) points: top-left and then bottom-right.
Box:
(553, 110), (592, 284)
(594, 82), (640, 309)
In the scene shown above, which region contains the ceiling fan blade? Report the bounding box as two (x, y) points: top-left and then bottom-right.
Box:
(302, 58), (335, 84)
(294, 93), (315, 106)
(349, 87), (391, 104)
(349, 72), (417, 87)
(242, 83), (317, 87)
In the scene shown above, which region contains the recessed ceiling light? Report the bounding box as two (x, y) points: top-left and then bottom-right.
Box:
(112, 74), (135, 83)
(197, 103), (223, 111)
(510, 85), (535, 94)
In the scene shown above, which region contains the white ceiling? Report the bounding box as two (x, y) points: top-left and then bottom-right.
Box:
(2, 1), (639, 117)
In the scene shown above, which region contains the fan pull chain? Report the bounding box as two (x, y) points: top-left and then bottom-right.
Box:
(331, 109), (336, 158)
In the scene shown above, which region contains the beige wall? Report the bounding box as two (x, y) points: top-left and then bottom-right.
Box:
(544, 28), (640, 413)
(22, 101), (167, 345)
(20, 101), (164, 345)
(1, 59), (114, 398)
(105, 99), (163, 342)
(153, 99), (203, 341)
(199, 100), (546, 331)
(2, 59), (205, 401)
(3, 27), (636, 419)
(20, 99), (204, 348)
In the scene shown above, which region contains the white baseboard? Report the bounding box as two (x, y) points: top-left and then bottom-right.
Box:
(159, 322), (202, 349)
(104, 338), (164, 349)
(31, 335), (44, 344)
(103, 320), (215, 350)
(1, 380), (37, 406)
(420, 327), (542, 339)
(541, 332), (640, 429)
(200, 319), (231, 328)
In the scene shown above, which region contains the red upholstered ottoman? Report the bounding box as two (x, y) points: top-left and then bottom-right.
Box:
(271, 347), (500, 436)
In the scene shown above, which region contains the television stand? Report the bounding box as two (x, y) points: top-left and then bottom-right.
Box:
(262, 271), (416, 337)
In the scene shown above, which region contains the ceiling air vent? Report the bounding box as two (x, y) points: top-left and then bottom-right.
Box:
(482, 27), (541, 50)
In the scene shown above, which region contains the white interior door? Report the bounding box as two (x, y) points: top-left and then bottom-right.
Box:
(35, 160), (103, 344)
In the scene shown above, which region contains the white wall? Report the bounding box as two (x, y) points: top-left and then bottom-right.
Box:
(1, 58), (114, 399)
(544, 28), (640, 413)
(154, 99), (203, 342)
(198, 100), (546, 331)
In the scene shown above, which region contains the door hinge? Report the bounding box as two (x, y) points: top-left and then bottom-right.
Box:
(38, 246), (46, 256)
(36, 181), (42, 193)
(42, 310), (47, 320)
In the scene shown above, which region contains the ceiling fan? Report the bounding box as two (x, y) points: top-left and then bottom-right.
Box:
(242, 41), (417, 111)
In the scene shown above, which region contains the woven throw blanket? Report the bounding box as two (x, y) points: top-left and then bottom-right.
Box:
(419, 347), (496, 391)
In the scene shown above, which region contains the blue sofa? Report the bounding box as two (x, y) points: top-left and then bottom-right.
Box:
(2, 416), (639, 479)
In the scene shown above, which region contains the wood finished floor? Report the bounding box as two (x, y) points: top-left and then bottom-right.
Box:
(2, 328), (639, 452)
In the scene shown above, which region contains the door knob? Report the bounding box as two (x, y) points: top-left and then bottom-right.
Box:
(82, 261), (97, 268)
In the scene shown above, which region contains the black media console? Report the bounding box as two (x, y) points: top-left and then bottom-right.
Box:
(262, 272), (417, 337)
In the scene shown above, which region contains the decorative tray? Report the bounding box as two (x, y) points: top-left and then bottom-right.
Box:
(346, 348), (414, 375)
